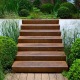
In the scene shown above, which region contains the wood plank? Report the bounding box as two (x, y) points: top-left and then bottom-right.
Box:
(27, 73), (34, 80)
(49, 73), (57, 80)
(5, 73), (13, 80)
(56, 74), (65, 80)
(35, 73), (41, 80)
(42, 73), (49, 80)
(19, 73), (27, 80)
(11, 73), (20, 80)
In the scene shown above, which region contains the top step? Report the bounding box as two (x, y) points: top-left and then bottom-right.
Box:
(22, 19), (59, 24)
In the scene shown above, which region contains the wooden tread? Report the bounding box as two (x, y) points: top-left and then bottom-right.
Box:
(20, 30), (61, 36)
(16, 51), (66, 61)
(12, 61), (68, 72)
(22, 19), (59, 24)
(18, 36), (62, 43)
(21, 24), (60, 30)
(12, 19), (68, 73)
(18, 43), (64, 51)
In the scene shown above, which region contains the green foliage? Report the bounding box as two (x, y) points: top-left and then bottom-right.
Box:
(66, 59), (80, 80)
(0, 5), (4, 18)
(69, 38), (80, 65)
(18, 9), (29, 17)
(1, 20), (20, 43)
(40, 3), (54, 14)
(62, 28), (80, 66)
(33, 0), (41, 8)
(29, 7), (42, 19)
(18, 0), (33, 12)
(57, 7), (72, 18)
(53, 0), (62, 12)
(4, 0), (19, 12)
(0, 62), (4, 80)
(60, 2), (77, 14)
(0, 36), (17, 70)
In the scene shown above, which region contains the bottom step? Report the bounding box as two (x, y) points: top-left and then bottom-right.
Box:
(12, 61), (68, 72)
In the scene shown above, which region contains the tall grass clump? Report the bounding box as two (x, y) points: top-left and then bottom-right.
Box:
(62, 28), (80, 65)
(0, 20), (20, 43)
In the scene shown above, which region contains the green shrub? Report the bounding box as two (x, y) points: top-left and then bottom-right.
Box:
(1, 20), (20, 43)
(57, 7), (72, 19)
(29, 7), (42, 19)
(60, 2), (77, 14)
(0, 62), (4, 80)
(33, 0), (41, 8)
(66, 59), (80, 80)
(18, 0), (32, 12)
(53, 0), (62, 12)
(0, 36), (17, 70)
(4, 0), (19, 12)
(18, 9), (29, 17)
(0, 5), (4, 18)
(69, 38), (80, 65)
(40, 3), (54, 14)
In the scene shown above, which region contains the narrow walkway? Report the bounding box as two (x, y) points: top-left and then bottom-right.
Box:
(5, 73), (68, 80)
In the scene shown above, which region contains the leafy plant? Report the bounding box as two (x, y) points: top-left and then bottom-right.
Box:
(29, 7), (42, 19)
(33, 0), (41, 8)
(4, 0), (19, 13)
(64, 59), (80, 80)
(18, 0), (32, 12)
(60, 2), (77, 14)
(0, 36), (17, 70)
(53, 0), (62, 12)
(0, 5), (4, 18)
(1, 20), (20, 43)
(40, 3), (54, 14)
(18, 9), (29, 17)
(69, 38), (80, 65)
(57, 7), (72, 18)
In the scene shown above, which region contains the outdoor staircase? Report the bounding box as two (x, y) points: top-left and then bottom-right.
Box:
(12, 19), (68, 72)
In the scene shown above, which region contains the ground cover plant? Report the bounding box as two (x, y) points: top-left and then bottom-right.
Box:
(0, 0), (79, 19)
(63, 59), (80, 80)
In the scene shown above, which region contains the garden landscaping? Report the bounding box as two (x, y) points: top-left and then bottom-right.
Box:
(0, 0), (80, 19)
(0, 0), (80, 80)
(0, 19), (80, 80)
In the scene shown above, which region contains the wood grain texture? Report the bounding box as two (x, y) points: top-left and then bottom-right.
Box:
(49, 74), (57, 80)
(35, 73), (41, 80)
(5, 73), (68, 80)
(19, 73), (27, 80)
(56, 74), (65, 80)
(27, 73), (34, 80)
(42, 74), (49, 80)
(11, 73), (20, 80)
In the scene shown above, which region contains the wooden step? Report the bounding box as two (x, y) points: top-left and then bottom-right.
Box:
(22, 19), (59, 24)
(12, 61), (68, 72)
(16, 51), (66, 61)
(21, 24), (60, 30)
(20, 30), (61, 36)
(17, 43), (64, 51)
(18, 36), (62, 43)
